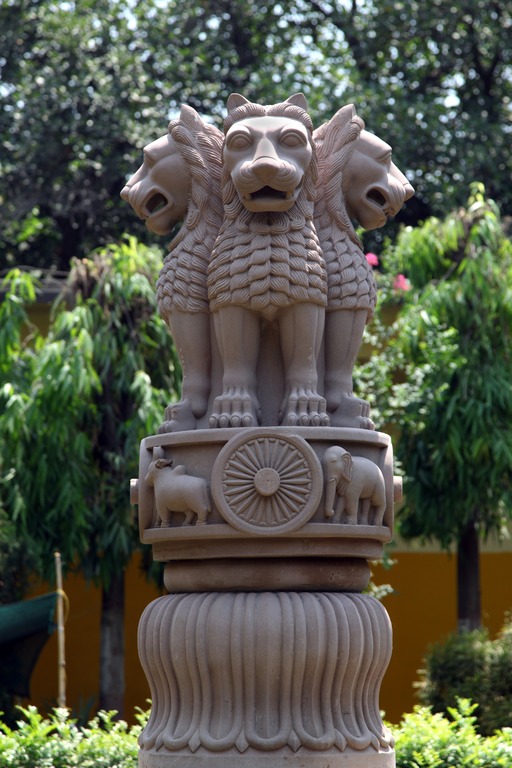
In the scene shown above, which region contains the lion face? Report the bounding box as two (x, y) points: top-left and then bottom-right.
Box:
(120, 134), (191, 236)
(223, 116), (313, 213)
(343, 131), (414, 230)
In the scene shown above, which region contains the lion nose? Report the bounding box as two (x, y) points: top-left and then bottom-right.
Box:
(252, 157), (280, 184)
(403, 180), (415, 201)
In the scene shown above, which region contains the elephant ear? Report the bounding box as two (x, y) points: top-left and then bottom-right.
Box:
(341, 452), (353, 482)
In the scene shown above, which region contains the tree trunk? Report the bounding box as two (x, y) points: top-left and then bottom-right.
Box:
(456, 516), (481, 633)
(98, 571), (125, 716)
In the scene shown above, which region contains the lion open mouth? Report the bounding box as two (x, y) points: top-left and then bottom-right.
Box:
(245, 186), (294, 202)
(144, 192), (169, 218)
(366, 188), (387, 208)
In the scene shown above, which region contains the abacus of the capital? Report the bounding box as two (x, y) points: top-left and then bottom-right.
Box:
(122, 93), (414, 768)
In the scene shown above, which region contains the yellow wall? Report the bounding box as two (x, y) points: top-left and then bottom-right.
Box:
(29, 556), (162, 721)
(374, 548), (512, 723)
(27, 546), (512, 725)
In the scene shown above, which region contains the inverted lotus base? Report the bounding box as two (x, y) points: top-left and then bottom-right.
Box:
(138, 591), (394, 768)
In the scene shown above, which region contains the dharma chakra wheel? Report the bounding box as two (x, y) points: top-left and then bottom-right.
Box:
(212, 430), (323, 535)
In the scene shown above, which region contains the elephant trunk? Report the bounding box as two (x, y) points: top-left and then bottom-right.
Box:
(324, 477), (337, 518)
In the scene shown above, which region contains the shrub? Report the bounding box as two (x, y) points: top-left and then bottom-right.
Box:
(416, 616), (512, 735)
(0, 706), (142, 767)
(483, 619), (512, 736)
(393, 699), (512, 768)
(2, 703), (512, 768)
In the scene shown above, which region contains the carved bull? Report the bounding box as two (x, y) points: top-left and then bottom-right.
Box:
(144, 458), (211, 527)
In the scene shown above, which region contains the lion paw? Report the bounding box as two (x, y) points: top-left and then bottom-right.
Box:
(281, 387), (330, 427)
(159, 400), (198, 433)
(209, 387), (260, 429)
(328, 395), (375, 430)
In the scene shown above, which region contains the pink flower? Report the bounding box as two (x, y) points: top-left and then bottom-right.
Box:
(365, 252), (379, 267)
(393, 273), (411, 292)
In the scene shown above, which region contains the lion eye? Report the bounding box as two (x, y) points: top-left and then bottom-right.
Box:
(279, 130), (307, 148)
(227, 132), (252, 150)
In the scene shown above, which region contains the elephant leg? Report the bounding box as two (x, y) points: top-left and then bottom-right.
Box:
(333, 495), (344, 524)
(373, 502), (387, 526)
(344, 498), (359, 525)
(359, 498), (371, 525)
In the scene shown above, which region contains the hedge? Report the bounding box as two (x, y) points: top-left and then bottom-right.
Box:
(1, 700), (512, 768)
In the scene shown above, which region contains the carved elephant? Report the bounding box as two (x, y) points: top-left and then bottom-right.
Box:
(144, 458), (211, 527)
(323, 446), (386, 526)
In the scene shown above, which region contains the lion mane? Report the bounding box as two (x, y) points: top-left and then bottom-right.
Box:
(314, 104), (377, 319)
(207, 96), (327, 321)
(156, 106), (224, 316)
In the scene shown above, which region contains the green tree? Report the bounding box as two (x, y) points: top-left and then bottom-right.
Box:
(0, 0), (167, 271)
(2, 0), (510, 271)
(0, 0), (295, 271)
(0, 239), (180, 713)
(294, 0), (512, 225)
(367, 187), (512, 631)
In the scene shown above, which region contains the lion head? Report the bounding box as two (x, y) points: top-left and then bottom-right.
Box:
(121, 126), (189, 237)
(314, 104), (365, 236)
(343, 130), (415, 231)
(221, 93), (317, 216)
(207, 94), (326, 318)
(121, 105), (223, 237)
(314, 105), (414, 232)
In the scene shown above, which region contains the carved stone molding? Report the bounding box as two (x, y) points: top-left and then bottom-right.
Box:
(138, 591), (394, 766)
(136, 427), (395, 540)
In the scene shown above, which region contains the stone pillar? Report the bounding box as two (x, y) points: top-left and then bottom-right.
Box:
(132, 427), (398, 768)
(123, 92), (413, 768)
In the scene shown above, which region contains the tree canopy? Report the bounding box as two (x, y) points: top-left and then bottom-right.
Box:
(0, 238), (180, 710)
(1, 0), (510, 270)
(0, 240), (178, 584)
(361, 186), (512, 629)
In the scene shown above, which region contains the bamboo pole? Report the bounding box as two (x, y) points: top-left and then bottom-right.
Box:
(54, 551), (67, 708)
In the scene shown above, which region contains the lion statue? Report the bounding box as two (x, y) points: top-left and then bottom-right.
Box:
(120, 105), (224, 432)
(207, 93), (329, 428)
(121, 98), (414, 433)
(314, 104), (414, 429)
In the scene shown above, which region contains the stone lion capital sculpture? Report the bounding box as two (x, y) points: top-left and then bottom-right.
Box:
(121, 105), (224, 432)
(207, 93), (328, 429)
(122, 94), (413, 433)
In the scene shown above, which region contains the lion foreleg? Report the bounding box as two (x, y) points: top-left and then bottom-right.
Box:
(278, 303), (329, 427)
(324, 308), (374, 429)
(160, 309), (211, 432)
(209, 306), (261, 428)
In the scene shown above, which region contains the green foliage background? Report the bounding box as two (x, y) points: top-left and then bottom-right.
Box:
(417, 617), (512, 736)
(1, 0), (510, 269)
(358, 187), (512, 550)
(0, 239), (180, 593)
(2, 702), (512, 768)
